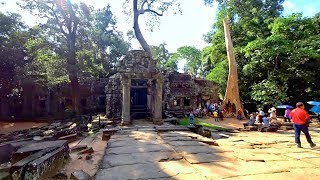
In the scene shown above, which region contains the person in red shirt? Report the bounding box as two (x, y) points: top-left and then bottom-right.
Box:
(290, 102), (316, 148)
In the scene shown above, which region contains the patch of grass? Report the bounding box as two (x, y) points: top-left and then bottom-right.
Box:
(178, 117), (225, 131)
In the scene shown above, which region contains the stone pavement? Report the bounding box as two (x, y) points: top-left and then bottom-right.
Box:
(96, 126), (320, 180)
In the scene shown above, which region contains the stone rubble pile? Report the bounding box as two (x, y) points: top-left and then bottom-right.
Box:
(0, 117), (110, 180)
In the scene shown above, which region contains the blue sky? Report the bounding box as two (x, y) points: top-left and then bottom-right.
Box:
(0, 0), (319, 53)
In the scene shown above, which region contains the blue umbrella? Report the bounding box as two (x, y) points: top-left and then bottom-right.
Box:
(307, 101), (320, 106)
(310, 106), (320, 114)
(277, 105), (293, 109)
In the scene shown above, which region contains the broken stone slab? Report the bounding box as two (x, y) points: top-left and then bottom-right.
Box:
(198, 137), (219, 146)
(78, 147), (94, 155)
(175, 145), (224, 154)
(160, 136), (193, 141)
(43, 130), (54, 136)
(0, 143), (15, 164)
(10, 147), (58, 179)
(101, 127), (121, 135)
(96, 163), (172, 180)
(70, 145), (88, 152)
(101, 152), (182, 168)
(167, 140), (206, 147)
(218, 133), (230, 138)
(102, 134), (111, 141)
(24, 145), (70, 180)
(12, 140), (68, 164)
(106, 144), (174, 155)
(184, 152), (237, 164)
(70, 170), (90, 180)
(155, 126), (190, 132)
(58, 133), (78, 143)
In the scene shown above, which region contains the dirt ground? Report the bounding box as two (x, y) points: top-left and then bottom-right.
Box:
(0, 122), (47, 134)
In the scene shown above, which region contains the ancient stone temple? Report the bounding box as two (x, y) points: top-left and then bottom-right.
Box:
(0, 50), (219, 123)
(105, 50), (163, 125)
(105, 50), (219, 125)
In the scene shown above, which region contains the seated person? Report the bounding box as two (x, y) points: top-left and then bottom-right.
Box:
(194, 108), (200, 117)
(262, 116), (270, 127)
(243, 113), (256, 128)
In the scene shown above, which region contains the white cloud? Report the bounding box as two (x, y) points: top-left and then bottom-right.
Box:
(283, 1), (296, 11)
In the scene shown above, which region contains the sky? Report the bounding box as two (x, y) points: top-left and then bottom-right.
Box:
(0, 0), (319, 52)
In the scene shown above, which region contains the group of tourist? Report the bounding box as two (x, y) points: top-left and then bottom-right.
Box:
(193, 101), (224, 121)
(244, 102), (316, 148)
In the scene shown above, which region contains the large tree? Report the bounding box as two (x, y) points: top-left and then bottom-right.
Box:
(0, 12), (28, 117)
(125, 0), (179, 56)
(20, 0), (88, 113)
(243, 13), (320, 105)
(203, 0), (284, 107)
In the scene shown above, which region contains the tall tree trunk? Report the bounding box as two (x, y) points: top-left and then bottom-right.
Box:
(67, 35), (80, 114)
(221, 17), (244, 118)
(133, 0), (151, 55)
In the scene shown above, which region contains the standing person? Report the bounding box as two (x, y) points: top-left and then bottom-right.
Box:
(189, 111), (195, 125)
(290, 102), (316, 148)
(284, 108), (292, 122)
(213, 110), (219, 122)
(237, 109), (242, 120)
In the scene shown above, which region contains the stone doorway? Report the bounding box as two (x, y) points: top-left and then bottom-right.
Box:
(130, 79), (149, 119)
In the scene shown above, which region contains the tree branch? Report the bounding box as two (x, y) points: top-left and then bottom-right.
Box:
(140, 0), (148, 10)
(49, 4), (68, 38)
(142, 9), (163, 16)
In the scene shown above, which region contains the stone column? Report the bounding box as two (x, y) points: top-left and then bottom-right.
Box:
(153, 78), (163, 125)
(121, 76), (131, 125)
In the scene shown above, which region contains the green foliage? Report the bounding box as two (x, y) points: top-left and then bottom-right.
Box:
(0, 12), (28, 98)
(19, 1), (129, 85)
(151, 43), (177, 71)
(170, 46), (202, 76)
(179, 117), (225, 130)
(206, 60), (228, 96)
(250, 80), (288, 106)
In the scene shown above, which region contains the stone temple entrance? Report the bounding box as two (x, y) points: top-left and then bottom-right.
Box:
(130, 79), (149, 119)
(105, 50), (163, 125)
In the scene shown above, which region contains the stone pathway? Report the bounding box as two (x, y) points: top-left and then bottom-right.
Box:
(96, 126), (320, 179)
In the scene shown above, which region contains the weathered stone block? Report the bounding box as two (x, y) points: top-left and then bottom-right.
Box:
(58, 133), (78, 143)
(10, 147), (57, 179)
(102, 134), (111, 141)
(23, 145), (70, 180)
(11, 140), (68, 164)
(70, 145), (87, 152)
(78, 147), (94, 155)
(0, 144), (15, 164)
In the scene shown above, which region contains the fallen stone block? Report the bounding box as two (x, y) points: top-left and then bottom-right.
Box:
(24, 145), (70, 180)
(11, 140), (68, 164)
(85, 154), (92, 160)
(102, 127), (120, 135)
(78, 147), (94, 155)
(102, 134), (111, 141)
(70, 145), (88, 152)
(218, 133), (230, 138)
(43, 130), (54, 136)
(10, 147), (58, 179)
(0, 144), (15, 164)
(70, 170), (90, 180)
(58, 133), (78, 143)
